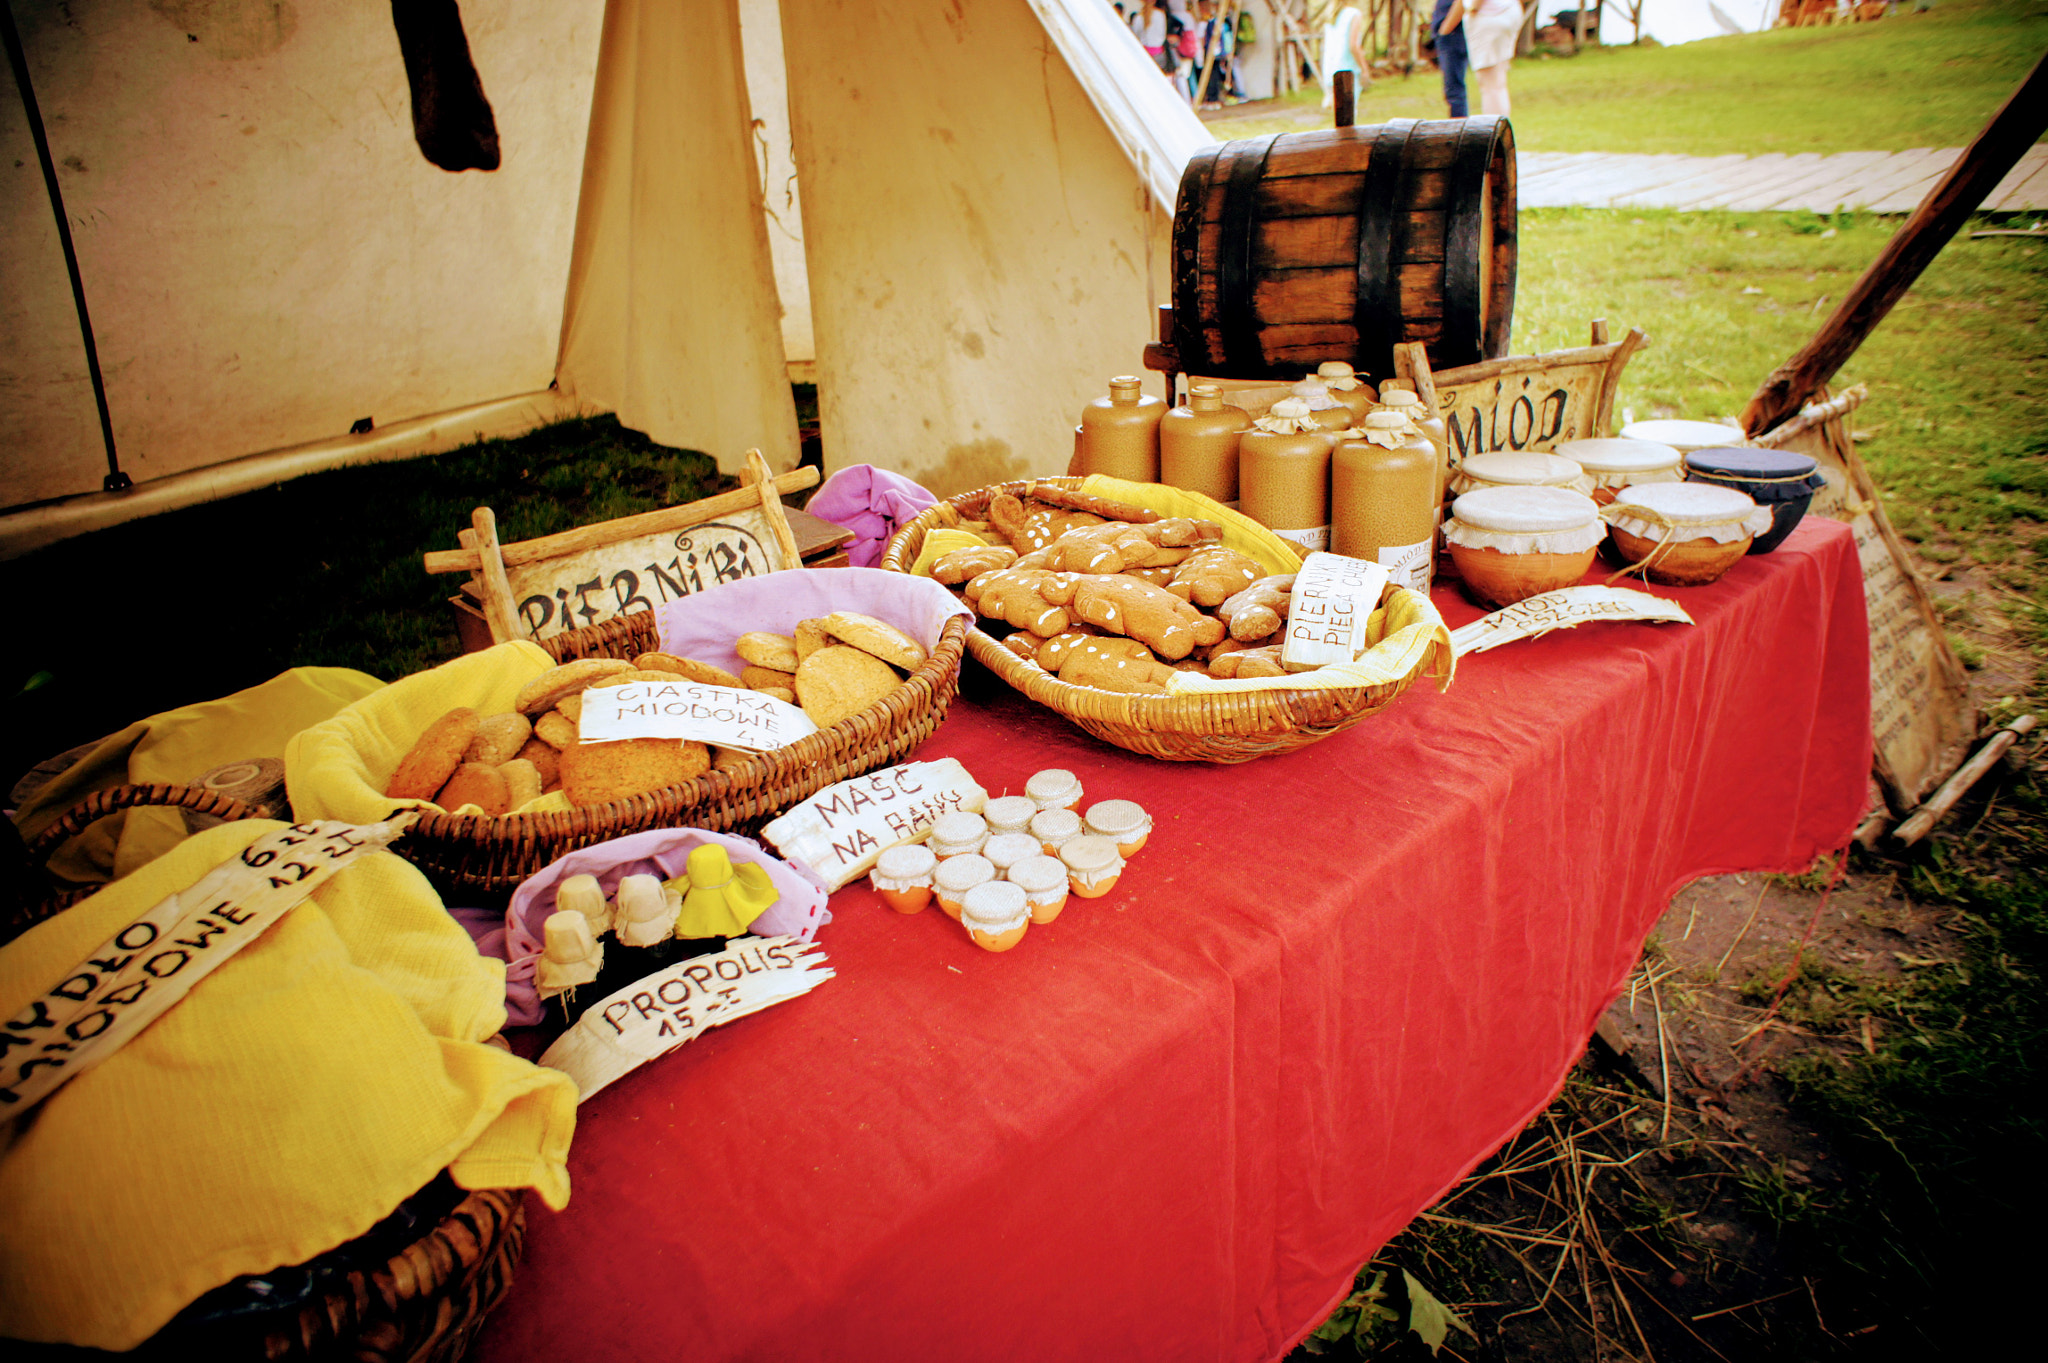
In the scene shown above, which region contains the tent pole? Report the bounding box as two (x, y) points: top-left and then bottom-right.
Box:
(3, 4), (127, 494)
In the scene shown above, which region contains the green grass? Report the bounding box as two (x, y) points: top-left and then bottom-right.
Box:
(1208, 0), (2048, 153)
(1516, 204), (2048, 659)
(0, 417), (731, 795)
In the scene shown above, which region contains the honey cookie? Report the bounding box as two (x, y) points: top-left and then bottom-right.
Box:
(795, 645), (901, 729)
(793, 619), (833, 664)
(755, 685), (797, 704)
(514, 735), (561, 789)
(514, 658), (634, 715)
(735, 631), (800, 673)
(463, 712), (532, 767)
(386, 708), (480, 801)
(560, 737), (711, 808)
(633, 652), (744, 688)
(500, 757), (543, 807)
(741, 665), (798, 693)
(823, 611), (926, 672)
(535, 710), (579, 750)
(436, 761), (510, 816)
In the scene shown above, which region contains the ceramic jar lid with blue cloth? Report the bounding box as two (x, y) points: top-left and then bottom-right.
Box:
(1683, 446), (1827, 554)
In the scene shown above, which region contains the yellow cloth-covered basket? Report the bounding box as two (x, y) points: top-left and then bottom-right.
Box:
(288, 609), (968, 896)
(879, 477), (1453, 763)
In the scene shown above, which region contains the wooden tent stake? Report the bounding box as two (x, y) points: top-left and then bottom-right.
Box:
(1741, 49), (2048, 435)
(1893, 715), (2037, 846)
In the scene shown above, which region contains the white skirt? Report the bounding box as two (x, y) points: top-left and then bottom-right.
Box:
(1465, 8), (1521, 70)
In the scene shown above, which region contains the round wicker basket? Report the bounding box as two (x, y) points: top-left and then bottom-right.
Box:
(397, 608), (969, 894)
(4, 792), (525, 1363)
(879, 478), (1435, 763)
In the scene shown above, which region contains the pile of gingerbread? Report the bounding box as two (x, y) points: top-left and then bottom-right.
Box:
(926, 484), (1296, 692)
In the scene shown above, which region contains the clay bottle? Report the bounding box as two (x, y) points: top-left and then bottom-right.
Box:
(1238, 397), (1335, 555)
(1290, 377), (1356, 434)
(1374, 388), (1451, 507)
(1077, 376), (1165, 482)
(1332, 411), (1437, 593)
(1159, 383), (1251, 502)
(1316, 361), (1378, 427)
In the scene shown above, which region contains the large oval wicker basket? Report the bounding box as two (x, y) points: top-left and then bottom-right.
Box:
(395, 609), (968, 894)
(879, 478), (1432, 763)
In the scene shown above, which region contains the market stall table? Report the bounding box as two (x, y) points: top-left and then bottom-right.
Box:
(476, 517), (1869, 1363)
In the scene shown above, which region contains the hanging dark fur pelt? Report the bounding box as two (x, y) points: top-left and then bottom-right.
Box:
(391, 0), (500, 172)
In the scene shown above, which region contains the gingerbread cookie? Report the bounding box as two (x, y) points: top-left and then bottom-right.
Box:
(463, 712), (532, 767)
(736, 632), (801, 673)
(795, 645), (901, 729)
(559, 737), (711, 808)
(514, 659), (634, 715)
(823, 611), (926, 671)
(437, 761), (510, 816)
(633, 653), (745, 688)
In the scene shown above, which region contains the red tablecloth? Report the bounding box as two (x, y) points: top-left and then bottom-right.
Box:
(477, 518), (1869, 1363)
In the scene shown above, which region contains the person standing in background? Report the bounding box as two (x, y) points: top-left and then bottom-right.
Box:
(1438, 0), (1520, 115)
(1319, 4), (1369, 109)
(1428, 0), (1469, 117)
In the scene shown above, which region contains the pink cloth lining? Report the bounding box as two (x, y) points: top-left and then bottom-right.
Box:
(500, 828), (828, 1028)
(650, 566), (972, 678)
(804, 464), (939, 567)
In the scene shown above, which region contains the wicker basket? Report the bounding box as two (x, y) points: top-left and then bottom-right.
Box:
(3, 792), (525, 1363)
(879, 478), (1435, 763)
(396, 608), (968, 894)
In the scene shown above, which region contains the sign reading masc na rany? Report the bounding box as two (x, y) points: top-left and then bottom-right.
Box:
(579, 681), (818, 751)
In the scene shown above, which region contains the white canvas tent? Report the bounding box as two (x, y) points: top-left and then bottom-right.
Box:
(0, 0), (1211, 554)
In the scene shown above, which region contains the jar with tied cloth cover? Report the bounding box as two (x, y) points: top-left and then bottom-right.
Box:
(1552, 437), (1683, 505)
(1449, 450), (1595, 499)
(1315, 361), (1378, 426)
(1681, 446), (1827, 554)
(1444, 487), (1606, 608)
(1238, 398), (1336, 555)
(1618, 418), (1748, 455)
(1601, 482), (1774, 586)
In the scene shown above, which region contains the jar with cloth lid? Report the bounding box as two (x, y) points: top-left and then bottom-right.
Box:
(1682, 447), (1827, 554)
(1618, 418), (1747, 455)
(1239, 398), (1336, 555)
(1290, 376), (1357, 433)
(1444, 487), (1606, 608)
(1552, 438), (1683, 506)
(1450, 451), (1595, 499)
(1315, 361), (1378, 426)
(1602, 482), (1774, 586)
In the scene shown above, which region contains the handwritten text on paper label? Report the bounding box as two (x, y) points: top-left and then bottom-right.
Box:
(578, 681), (819, 751)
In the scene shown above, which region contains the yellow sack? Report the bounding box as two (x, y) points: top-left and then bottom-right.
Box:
(11, 667), (385, 886)
(288, 641), (576, 822)
(0, 821), (577, 1351)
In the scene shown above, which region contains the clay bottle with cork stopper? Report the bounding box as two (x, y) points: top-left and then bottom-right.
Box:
(1332, 410), (1437, 593)
(1077, 376), (1165, 482)
(1238, 397), (1335, 555)
(1316, 361), (1378, 427)
(1377, 382), (1449, 477)
(1159, 383), (1251, 502)
(1289, 377), (1356, 434)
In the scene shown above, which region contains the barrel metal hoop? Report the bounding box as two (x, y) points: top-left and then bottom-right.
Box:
(1171, 145), (1224, 366)
(1353, 120), (1415, 378)
(1218, 134), (1279, 377)
(1442, 116), (1501, 369)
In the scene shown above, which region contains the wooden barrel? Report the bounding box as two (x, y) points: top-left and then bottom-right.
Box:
(1170, 117), (1517, 380)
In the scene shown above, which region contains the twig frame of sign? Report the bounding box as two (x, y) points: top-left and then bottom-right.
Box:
(423, 449), (819, 644)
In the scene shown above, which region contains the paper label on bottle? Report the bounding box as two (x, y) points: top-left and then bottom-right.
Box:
(1378, 537), (1434, 595)
(1281, 552), (1391, 671)
(1273, 525), (1330, 555)
(579, 680), (817, 751)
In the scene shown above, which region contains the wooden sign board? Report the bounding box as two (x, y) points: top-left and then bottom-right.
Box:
(423, 449), (820, 644)
(1401, 322), (1646, 465)
(1754, 386), (1977, 811)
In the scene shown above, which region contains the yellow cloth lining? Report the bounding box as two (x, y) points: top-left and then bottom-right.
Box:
(0, 821), (577, 1350)
(287, 641), (578, 823)
(1164, 585), (1457, 696)
(12, 667), (385, 886)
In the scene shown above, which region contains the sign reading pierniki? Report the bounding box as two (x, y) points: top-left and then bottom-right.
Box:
(578, 679), (818, 751)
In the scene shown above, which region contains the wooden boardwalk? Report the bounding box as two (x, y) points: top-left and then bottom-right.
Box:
(1519, 144), (2048, 213)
